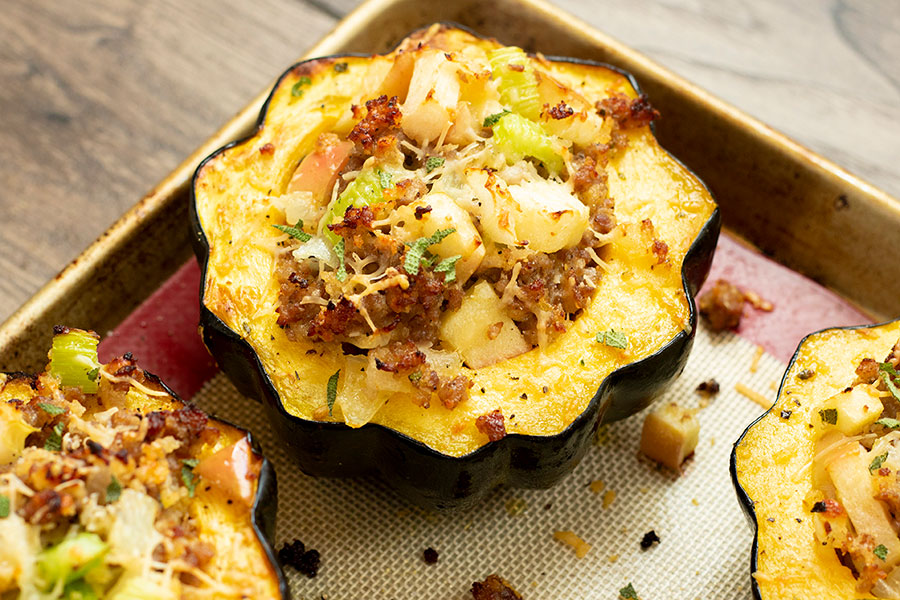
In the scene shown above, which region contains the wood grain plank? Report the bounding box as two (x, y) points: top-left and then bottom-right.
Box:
(0, 0), (336, 322)
(550, 0), (900, 198)
(1, 0), (899, 326)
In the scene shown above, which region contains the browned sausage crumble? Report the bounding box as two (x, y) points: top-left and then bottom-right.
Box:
(472, 574), (523, 600)
(266, 39), (669, 419)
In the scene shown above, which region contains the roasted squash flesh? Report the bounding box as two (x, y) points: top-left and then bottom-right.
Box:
(193, 25), (717, 459)
(0, 329), (284, 599)
(733, 320), (900, 599)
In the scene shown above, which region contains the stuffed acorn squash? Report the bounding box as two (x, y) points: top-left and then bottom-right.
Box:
(733, 319), (900, 599)
(191, 24), (719, 508)
(0, 328), (286, 599)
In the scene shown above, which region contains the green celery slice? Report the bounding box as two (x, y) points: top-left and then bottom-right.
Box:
(49, 329), (102, 393)
(320, 168), (389, 245)
(491, 112), (565, 175)
(488, 46), (541, 121)
(38, 532), (108, 588)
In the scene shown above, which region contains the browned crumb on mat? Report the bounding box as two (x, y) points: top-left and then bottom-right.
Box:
(278, 539), (320, 578)
(423, 547), (439, 564)
(588, 479), (605, 494)
(472, 574), (523, 600)
(603, 489), (616, 508)
(750, 345), (764, 373)
(744, 289), (774, 311)
(695, 379), (720, 396)
(697, 279), (745, 331)
(697, 279), (774, 332)
(553, 530), (592, 558)
(640, 530), (660, 549)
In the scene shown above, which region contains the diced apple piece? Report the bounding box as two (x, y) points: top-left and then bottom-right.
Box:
(828, 444), (900, 569)
(376, 50), (415, 101)
(465, 169), (588, 252)
(194, 438), (257, 507)
(535, 71), (611, 147)
(401, 51), (460, 144)
(287, 137), (354, 201)
(422, 193), (484, 284)
(341, 357), (388, 428)
(640, 402), (699, 471)
(440, 281), (530, 369)
(506, 179), (588, 252)
(817, 385), (884, 436)
(390, 193), (485, 284)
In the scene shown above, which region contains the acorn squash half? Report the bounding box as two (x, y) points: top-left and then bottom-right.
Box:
(732, 319), (900, 599)
(191, 24), (719, 509)
(0, 328), (287, 599)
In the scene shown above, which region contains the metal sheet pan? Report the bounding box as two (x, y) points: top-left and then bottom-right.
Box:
(2, 0), (897, 371)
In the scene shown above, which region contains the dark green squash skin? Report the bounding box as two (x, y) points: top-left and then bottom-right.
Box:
(190, 25), (721, 510)
(729, 319), (899, 600)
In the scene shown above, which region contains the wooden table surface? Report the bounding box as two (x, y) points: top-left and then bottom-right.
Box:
(1, 0), (898, 325)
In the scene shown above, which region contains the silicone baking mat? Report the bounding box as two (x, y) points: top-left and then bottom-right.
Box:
(97, 233), (870, 599)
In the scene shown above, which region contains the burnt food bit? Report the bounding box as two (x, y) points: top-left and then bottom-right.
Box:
(278, 539), (321, 578)
(695, 379), (720, 396)
(423, 547), (439, 564)
(640, 530), (660, 549)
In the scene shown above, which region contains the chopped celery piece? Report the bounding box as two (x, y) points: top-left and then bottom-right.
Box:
(488, 46), (541, 121)
(63, 579), (99, 600)
(491, 112), (565, 175)
(107, 573), (177, 600)
(321, 168), (389, 245)
(38, 532), (108, 588)
(49, 329), (102, 393)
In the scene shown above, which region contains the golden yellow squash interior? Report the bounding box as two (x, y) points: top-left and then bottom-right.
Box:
(734, 320), (900, 599)
(0, 375), (281, 600)
(195, 26), (716, 457)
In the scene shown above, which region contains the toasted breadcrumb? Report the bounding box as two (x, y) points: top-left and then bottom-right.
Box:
(744, 289), (773, 311)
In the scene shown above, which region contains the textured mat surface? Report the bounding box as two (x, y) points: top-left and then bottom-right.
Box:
(190, 326), (782, 600)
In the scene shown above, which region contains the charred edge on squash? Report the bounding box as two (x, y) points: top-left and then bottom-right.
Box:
(730, 318), (900, 600)
(189, 23), (720, 509)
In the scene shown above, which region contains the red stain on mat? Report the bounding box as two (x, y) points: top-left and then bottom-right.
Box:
(98, 260), (217, 399)
(699, 235), (871, 363)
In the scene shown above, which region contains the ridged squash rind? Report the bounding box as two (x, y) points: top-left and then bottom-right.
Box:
(191, 24), (720, 509)
(732, 319), (900, 599)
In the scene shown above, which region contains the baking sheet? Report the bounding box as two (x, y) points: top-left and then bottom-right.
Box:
(1, 0), (896, 597)
(93, 232), (870, 598)
(192, 326), (778, 599)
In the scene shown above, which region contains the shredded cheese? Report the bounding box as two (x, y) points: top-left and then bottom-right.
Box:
(99, 368), (172, 398)
(791, 433), (876, 481)
(501, 262), (522, 305)
(750, 345), (764, 373)
(735, 383), (772, 408)
(553, 530), (591, 558)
